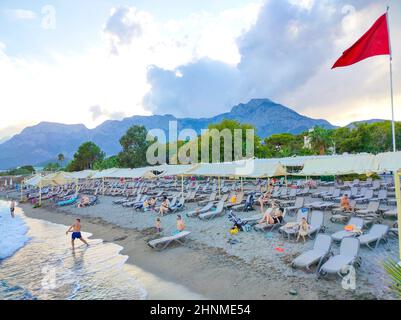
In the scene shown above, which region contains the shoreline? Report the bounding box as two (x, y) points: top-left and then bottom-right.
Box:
(17, 203), (206, 300)
(3, 192), (397, 300)
(17, 202), (307, 300)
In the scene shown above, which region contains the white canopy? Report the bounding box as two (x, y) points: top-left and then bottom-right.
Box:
(298, 154), (378, 176)
(24, 172), (76, 187)
(90, 167), (156, 179)
(150, 164), (199, 177)
(69, 170), (97, 179)
(236, 159), (287, 178)
(184, 160), (287, 178)
(375, 151), (401, 172)
(91, 168), (120, 179)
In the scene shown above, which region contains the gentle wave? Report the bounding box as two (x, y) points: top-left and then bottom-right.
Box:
(0, 201), (147, 300)
(0, 202), (30, 260)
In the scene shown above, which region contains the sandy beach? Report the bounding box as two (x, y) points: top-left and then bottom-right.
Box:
(2, 190), (397, 300)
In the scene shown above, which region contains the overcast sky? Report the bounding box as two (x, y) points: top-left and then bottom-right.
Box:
(1, 0), (400, 140)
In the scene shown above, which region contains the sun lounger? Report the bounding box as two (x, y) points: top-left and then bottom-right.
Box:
(282, 197), (304, 216)
(307, 211), (325, 239)
(57, 196), (78, 206)
(198, 195), (228, 220)
(318, 237), (361, 278)
(147, 231), (191, 251)
(198, 192), (217, 205)
(355, 189), (374, 204)
(241, 213), (264, 225)
(383, 209), (397, 219)
(354, 201), (381, 225)
(279, 209), (309, 240)
(169, 197), (185, 213)
(254, 208), (286, 232)
(225, 192), (244, 209)
(186, 202), (214, 217)
(292, 234), (332, 271)
(307, 201), (335, 210)
(331, 217), (364, 242)
(358, 224), (389, 250)
(371, 189), (387, 203)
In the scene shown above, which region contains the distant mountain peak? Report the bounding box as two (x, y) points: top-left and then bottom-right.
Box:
(0, 98), (336, 169)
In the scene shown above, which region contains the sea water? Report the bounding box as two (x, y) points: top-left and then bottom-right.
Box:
(0, 200), (147, 300)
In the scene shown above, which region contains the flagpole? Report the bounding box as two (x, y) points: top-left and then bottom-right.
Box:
(386, 6), (396, 152)
(387, 6), (401, 264)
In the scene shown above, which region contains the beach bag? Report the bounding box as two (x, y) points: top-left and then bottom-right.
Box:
(231, 195), (237, 204)
(230, 226), (239, 235)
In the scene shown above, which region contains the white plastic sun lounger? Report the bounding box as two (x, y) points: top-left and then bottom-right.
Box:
(318, 237), (360, 278)
(331, 217), (364, 242)
(307, 211), (325, 239)
(241, 213), (264, 225)
(147, 231), (191, 251)
(358, 224), (389, 250)
(292, 234), (332, 271)
(186, 202), (214, 217)
(198, 195), (228, 220)
(383, 209), (397, 219)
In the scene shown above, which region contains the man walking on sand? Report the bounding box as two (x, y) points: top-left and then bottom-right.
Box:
(66, 218), (89, 250)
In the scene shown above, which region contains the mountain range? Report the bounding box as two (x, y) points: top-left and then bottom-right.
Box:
(0, 99), (335, 169)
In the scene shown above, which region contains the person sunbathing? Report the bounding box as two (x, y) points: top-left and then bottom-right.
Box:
(296, 217), (309, 243)
(144, 197), (156, 211)
(340, 194), (352, 211)
(78, 196), (89, 208)
(258, 206), (284, 226)
(258, 191), (271, 213)
(159, 196), (170, 216)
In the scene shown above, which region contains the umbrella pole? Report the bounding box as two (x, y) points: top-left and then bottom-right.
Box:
(394, 171), (401, 261)
(20, 180), (24, 201)
(102, 177), (105, 196)
(75, 179), (79, 196)
(39, 184), (42, 206)
(218, 176), (221, 197)
(240, 177), (243, 192)
(181, 175), (184, 198)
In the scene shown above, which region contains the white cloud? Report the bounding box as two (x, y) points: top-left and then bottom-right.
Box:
(5, 9), (37, 20)
(144, 0), (401, 126)
(0, 2), (261, 139)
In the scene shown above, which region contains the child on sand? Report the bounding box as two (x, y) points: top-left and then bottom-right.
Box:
(175, 215), (185, 234)
(297, 217), (309, 243)
(155, 218), (161, 233)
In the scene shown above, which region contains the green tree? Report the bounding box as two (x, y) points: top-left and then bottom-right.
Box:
(66, 142), (105, 171)
(0, 165), (36, 176)
(57, 153), (65, 167)
(200, 119), (262, 162)
(44, 162), (60, 172)
(262, 133), (306, 158)
(309, 126), (334, 155)
(118, 125), (152, 168)
(93, 155), (120, 170)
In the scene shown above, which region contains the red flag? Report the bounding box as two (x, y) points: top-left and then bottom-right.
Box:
(332, 13), (390, 69)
